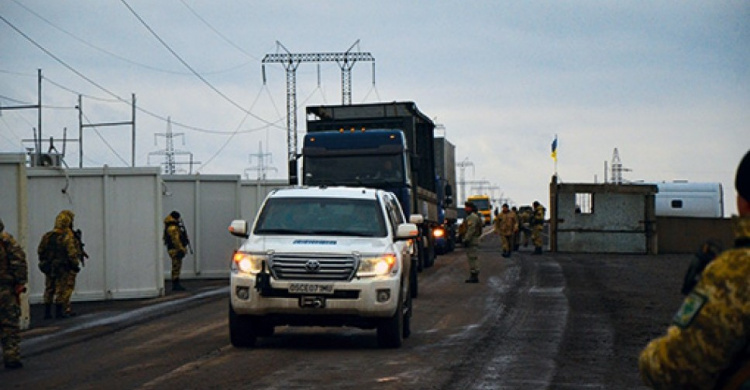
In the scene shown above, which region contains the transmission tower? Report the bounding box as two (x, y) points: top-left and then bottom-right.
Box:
(457, 157), (475, 205)
(148, 118), (199, 174)
(261, 40), (375, 184)
(245, 141), (278, 180)
(610, 148), (631, 184)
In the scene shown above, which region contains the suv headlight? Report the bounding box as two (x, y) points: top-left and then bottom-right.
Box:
(231, 252), (267, 274)
(357, 253), (398, 277)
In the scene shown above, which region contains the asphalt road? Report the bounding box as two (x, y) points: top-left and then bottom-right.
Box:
(2, 232), (689, 389)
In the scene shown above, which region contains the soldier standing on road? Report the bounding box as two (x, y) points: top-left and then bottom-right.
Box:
(531, 201), (546, 254)
(511, 206), (521, 251)
(38, 210), (81, 318)
(519, 206), (532, 248)
(494, 203), (518, 258)
(164, 211), (189, 292)
(639, 149), (750, 389)
(461, 202), (483, 283)
(0, 218), (28, 369)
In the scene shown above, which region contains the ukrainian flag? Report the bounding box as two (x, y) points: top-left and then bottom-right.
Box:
(551, 136), (558, 161)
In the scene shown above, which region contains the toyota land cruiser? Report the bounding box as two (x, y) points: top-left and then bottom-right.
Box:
(228, 187), (418, 348)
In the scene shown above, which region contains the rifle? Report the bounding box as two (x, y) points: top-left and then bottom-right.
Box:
(178, 220), (194, 255)
(73, 228), (90, 267)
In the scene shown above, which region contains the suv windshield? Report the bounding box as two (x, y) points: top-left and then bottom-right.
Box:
(304, 155), (405, 187)
(254, 197), (387, 237)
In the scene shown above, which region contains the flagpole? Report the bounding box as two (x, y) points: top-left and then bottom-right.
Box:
(552, 134), (558, 177)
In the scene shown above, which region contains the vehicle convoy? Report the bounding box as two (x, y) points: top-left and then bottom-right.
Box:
(303, 101), (456, 294)
(467, 194), (492, 226)
(228, 187), (418, 348)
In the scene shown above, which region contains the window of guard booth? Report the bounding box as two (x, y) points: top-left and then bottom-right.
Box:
(575, 193), (594, 214)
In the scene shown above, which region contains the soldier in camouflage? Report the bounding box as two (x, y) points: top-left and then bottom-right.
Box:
(494, 203), (518, 258)
(639, 149), (750, 389)
(0, 217), (28, 369)
(531, 201), (546, 254)
(38, 210), (81, 319)
(163, 211), (188, 292)
(461, 202), (483, 283)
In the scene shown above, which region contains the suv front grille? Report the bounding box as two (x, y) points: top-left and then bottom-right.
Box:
(269, 254), (357, 281)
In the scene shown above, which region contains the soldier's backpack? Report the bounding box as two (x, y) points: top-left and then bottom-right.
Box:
(37, 231), (59, 275)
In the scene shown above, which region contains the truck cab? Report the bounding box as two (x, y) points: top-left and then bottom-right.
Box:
(228, 187), (418, 348)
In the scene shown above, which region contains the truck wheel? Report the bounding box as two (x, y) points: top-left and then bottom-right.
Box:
(410, 260), (419, 298)
(403, 284), (412, 339)
(377, 290), (404, 348)
(416, 238), (425, 272)
(425, 239), (436, 268)
(229, 304), (257, 348)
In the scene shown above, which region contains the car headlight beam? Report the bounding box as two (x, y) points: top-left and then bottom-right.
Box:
(232, 252), (266, 274)
(357, 253), (398, 277)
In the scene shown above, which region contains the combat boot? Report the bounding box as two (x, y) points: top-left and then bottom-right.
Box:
(44, 304), (52, 319)
(465, 272), (479, 284)
(55, 304), (70, 319)
(534, 246), (543, 255)
(172, 279), (186, 291)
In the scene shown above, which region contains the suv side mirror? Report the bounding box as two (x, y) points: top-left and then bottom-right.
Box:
(228, 220), (249, 238)
(409, 214), (424, 224)
(396, 223), (419, 240)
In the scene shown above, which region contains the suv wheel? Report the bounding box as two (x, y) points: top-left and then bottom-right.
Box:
(229, 304), (257, 347)
(377, 289), (404, 348)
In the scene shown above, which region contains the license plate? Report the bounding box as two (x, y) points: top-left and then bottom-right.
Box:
(289, 283), (334, 295)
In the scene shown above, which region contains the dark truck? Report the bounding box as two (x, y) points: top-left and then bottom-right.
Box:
(303, 102), (455, 297)
(433, 137), (458, 254)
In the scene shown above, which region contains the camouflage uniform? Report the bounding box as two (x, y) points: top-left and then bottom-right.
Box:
(639, 216), (750, 389)
(163, 212), (188, 291)
(531, 202), (546, 254)
(0, 218), (28, 369)
(494, 206), (518, 257)
(519, 208), (532, 247)
(462, 207), (483, 283)
(511, 207), (521, 251)
(38, 210), (81, 318)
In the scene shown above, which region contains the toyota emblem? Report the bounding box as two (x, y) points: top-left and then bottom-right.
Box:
(305, 259), (321, 273)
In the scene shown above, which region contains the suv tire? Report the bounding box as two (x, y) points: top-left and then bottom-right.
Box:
(229, 304), (257, 348)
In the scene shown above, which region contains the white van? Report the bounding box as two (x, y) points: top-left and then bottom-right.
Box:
(654, 182), (724, 218)
(227, 186), (418, 348)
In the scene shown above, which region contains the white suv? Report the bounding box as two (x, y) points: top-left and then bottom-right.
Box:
(228, 186), (418, 348)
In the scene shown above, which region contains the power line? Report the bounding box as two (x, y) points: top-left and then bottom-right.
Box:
(0, 13), (285, 137)
(81, 112), (130, 166)
(10, 0), (254, 77)
(178, 0), (260, 61)
(119, 0), (278, 128)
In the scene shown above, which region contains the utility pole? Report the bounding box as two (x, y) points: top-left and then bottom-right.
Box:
(77, 93), (136, 167)
(0, 69), (42, 163)
(148, 118), (199, 174)
(245, 141), (278, 180)
(261, 40), (375, 185)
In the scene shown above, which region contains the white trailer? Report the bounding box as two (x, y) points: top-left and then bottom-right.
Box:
(654, 182), (723, 218)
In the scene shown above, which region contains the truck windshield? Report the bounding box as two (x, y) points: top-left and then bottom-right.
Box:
(304, 155), (405, 187)
(254, 197), (387, 237)
(469, 198), (491, 211)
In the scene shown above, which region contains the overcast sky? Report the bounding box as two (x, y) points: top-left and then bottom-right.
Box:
(1, 1), (748, 215)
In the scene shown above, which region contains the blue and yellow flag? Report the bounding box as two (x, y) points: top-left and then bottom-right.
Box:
(551, 136), (558, 161)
